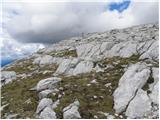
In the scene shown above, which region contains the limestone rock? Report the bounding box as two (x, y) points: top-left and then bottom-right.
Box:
(125, 89), (152, 118)
(113, 62), (150, 113)
(63, 100), (81, 119)
(55, 58), (93, 76)
(1, 71), (16, 86)
(33, 55), (63, 65)
(36, 98), (53, 114)
(33, 55), (53, 65)
(38, 89), (55, 99)
(36, 77), (61, 91)
(39, 107), (56, 119)
(72, 60), (94, 75)
(140, 41), (159, 61)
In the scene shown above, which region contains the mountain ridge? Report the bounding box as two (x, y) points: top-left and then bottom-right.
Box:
(1, 23), (159, 119)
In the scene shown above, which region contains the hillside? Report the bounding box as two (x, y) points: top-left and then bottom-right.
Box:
(1, 23), (159, 119)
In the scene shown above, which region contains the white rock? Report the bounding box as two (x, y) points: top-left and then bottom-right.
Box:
(107, 115), (115, 119)
(125, 89), (152, 118)
(55, 59), (76, 75)
(1, 71), (16, 85)
(105, 83), (111, 88)
(33, 55), (63, 65)
(94, 64), (104, 72)
(90, 79), (98, 84)
(72, 60), (93, 75)
(75, 60), (93, 75)
(76, 42), (95, 58)
(56, 58), (93, 76)
(52, 100), (60, 109)
(36, 77), (61, 91)
(36, 98), (53, 114)
(6, 114), (18, 119)
(140, 41), (159, 61)
(38, 89), (54, 99)
(113, 62), (150, 113)
(93, 96), (97, 99)
(87, 84), (91, 87)
(63, 100), (81, 119)
(39, 107), (56, 119)
(33, 55), (53, 65)
(104, 41), (137, 58)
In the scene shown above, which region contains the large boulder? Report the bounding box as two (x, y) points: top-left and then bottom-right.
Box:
(36, 77), (61, 91)
(33, 55), (53, 65)
(55, 58), (93, 76)
(104, 41), (138, 58)
(63, 100), (81, 119)
(36, 98), (53, 114)
(125, 89), (152, 118)
(39, 107), (56, 119)
(140, 41), (159, 61)
(1, 71), (16, 86)
(72, 61), (94, 75)
(113, 62), (150, 113)
(55, 58), (80, 75)
(33, 55), (63, 65)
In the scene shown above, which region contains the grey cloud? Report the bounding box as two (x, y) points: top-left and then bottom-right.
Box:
(5, 2), (159, 44)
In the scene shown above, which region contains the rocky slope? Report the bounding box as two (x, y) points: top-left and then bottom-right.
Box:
(1, 23), (159, 119)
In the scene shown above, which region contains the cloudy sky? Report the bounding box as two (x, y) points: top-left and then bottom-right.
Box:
(1, 0), (159, 60)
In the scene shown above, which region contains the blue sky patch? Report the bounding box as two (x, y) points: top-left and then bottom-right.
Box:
(109, 0), (131, 13)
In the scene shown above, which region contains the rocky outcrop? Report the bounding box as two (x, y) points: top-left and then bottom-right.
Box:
(36, 98), (53, 114)
(63, 100), (81, 119)
(33, 55), (63, 65)
(39, 107), (56, 119)
(55, 58), (94, 76)
(113, 62), (150, 113)
(1, 71), (16, 86)
(36, 77), (61, 91)
(125, 89), (152, 118)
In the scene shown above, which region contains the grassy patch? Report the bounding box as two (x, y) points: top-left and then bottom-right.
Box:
(3, 59), (38, 74)
(49, 49), (77, 58)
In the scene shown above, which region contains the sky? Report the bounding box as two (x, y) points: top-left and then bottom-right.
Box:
(1, 0), (159, 60)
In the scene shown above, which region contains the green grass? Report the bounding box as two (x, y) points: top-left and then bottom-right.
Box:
(49, 49), (77, 58)
(3, 59), (38, 74)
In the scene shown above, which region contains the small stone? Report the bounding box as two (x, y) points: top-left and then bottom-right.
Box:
(93, 96), (98, 99)
(90, 79), (98, 84)
(105, 83), (111, 87)
(107, 115), (115, 119)
(94, 115), (98, 118)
